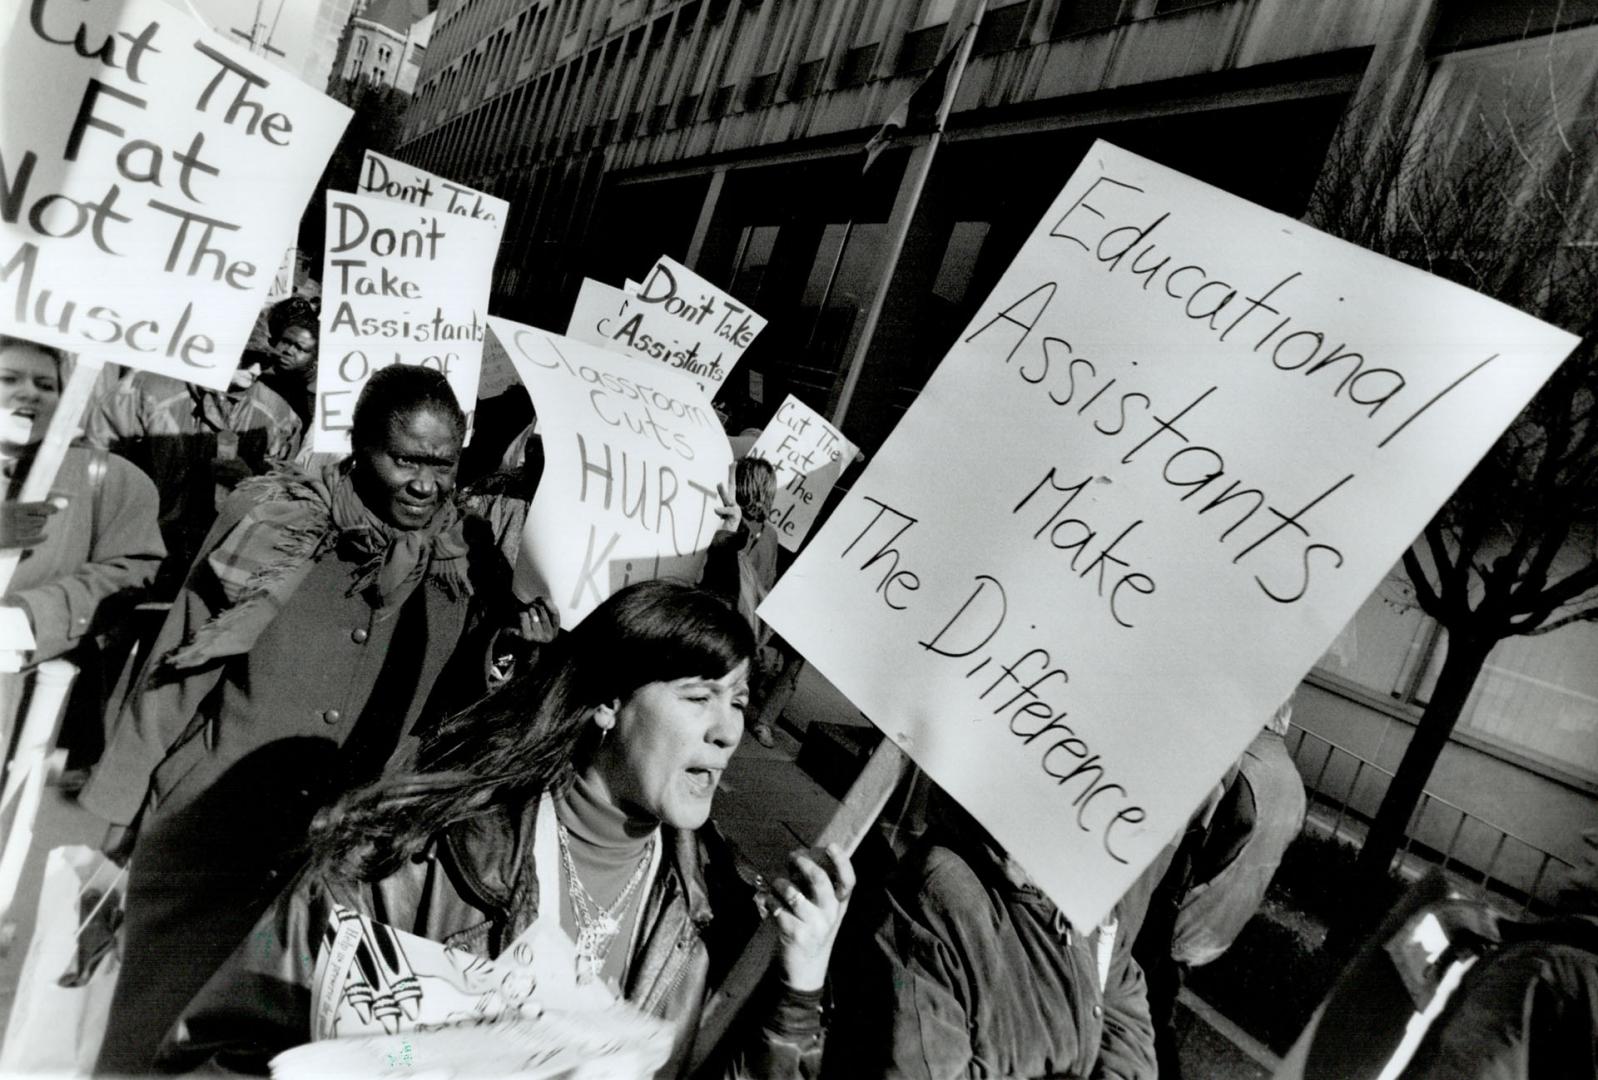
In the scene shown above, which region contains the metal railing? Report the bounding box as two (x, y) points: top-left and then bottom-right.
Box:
(1286, 726), (1574, 916)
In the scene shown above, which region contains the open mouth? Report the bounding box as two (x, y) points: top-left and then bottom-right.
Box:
(11, 407), (37, 420)
(684, 766), (721, 798)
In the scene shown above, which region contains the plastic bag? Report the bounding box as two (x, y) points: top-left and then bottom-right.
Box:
(0, 845), (125, 1075)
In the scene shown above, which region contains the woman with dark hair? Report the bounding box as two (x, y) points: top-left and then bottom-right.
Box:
(159, 580), (854, 1078)
(83, 364), (532, 1074)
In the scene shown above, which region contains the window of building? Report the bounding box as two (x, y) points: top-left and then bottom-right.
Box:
(930, 221), (990, 303)
(731, 224), (780, 299)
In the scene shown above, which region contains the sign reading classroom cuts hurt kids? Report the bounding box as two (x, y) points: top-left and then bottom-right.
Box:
(313, 189), (498, 451)
(0, 0), (350, 387)
(356, 150), (511, 400)
(489, 317), (734, 627)
(759, 141), (1580, 932)
(565, 258), (766, 396)
(748, 395), (859, 551)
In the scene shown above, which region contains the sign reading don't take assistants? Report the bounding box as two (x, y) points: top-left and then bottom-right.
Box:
(313, 190), (497, 451)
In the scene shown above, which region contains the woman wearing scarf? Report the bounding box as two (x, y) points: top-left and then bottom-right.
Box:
(82, 365), (527, 1075)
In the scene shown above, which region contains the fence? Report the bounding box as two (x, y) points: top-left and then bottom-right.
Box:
(1286, 725), (1574, 916)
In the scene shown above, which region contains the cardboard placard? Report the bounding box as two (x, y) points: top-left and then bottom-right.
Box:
(356, 150), (508, 402)
(358, 150), (510, 228)
(312, 190), (497, 451)
(759, 141), (1580, 931)
(0, 0), (349, 388)
(489, 318), (734, 628)
(748, 395), (859, 551)
(564, 260), (765, 397)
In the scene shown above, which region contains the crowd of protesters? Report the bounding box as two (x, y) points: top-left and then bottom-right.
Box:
(3, 295), (1595, 1080)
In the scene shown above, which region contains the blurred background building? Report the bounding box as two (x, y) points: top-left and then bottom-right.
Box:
(330, 0), (437, 92)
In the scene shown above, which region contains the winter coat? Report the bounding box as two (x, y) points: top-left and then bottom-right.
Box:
(159, 794), (827, 1079)
(83, 369), (302, 586)
(81, 474), (514, 1074)
(826, 841), (1156, 1080)
(4, 445), (164, 663)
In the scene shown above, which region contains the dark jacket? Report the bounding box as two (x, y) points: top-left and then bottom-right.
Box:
(82, 478), (515, 1075)
(1171, 727), (1306, 966)
(827, 841), (1156, 1080)
(161, 795), (826, 1079)
(5, 445), (164, 663)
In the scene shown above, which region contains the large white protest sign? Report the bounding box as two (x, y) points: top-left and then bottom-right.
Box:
(0, 0), (349, 388)
(566, 276), (631, 342)
(748, 395), (859, 551)
(356, 150), (509, 402)
(489, 317), (733, 627)
(313, 190), (497, 451)
(565, 258), (765, 397)
(760, 141), (1580, 931)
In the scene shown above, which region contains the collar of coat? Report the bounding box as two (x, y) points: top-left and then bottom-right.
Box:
(440, 794), (718, 931)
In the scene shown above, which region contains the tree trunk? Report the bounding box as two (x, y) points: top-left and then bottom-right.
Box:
(1351, 628), (1495, 901)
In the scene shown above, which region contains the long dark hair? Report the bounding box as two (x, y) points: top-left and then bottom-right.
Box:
(308, 580), (756, 882)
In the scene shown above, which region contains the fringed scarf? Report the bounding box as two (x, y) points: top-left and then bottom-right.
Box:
(163, 461), (471, 671)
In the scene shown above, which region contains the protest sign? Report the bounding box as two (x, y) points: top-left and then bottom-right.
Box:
(748, 395), (859, 551)
(313, 190), (497, 451)
(358, 149), (510, 230)
(759, 141), (1580, 931)
(488, 317), (732, 628)
(355, 151), (509, 404)
(0, 0), (349, 389)
(565, 258), (765, 397)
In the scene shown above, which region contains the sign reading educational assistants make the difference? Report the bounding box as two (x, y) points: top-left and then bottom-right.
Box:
(488, 317), (732, 629)
(759, 141), (1580, 932)
(313, 189), (497, 451)
(0, 0), (349, 388)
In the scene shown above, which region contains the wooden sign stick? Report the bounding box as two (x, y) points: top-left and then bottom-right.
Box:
(686, 736), (909, 1075)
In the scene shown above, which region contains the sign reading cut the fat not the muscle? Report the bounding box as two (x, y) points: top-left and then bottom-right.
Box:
(760, 140), (1580, 931)
(313, 190), (497, 451)
(488, 317), (734, 628)
(0, 0), (349, 388)
(748, 396), (859, 551)
(565, 259), (766, 396)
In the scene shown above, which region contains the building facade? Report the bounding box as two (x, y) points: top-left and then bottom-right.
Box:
(331, 0), (437, 93)
(393, 0), (1598, 895)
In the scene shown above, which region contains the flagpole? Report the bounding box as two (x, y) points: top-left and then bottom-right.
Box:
(826, 0), (988, 428)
